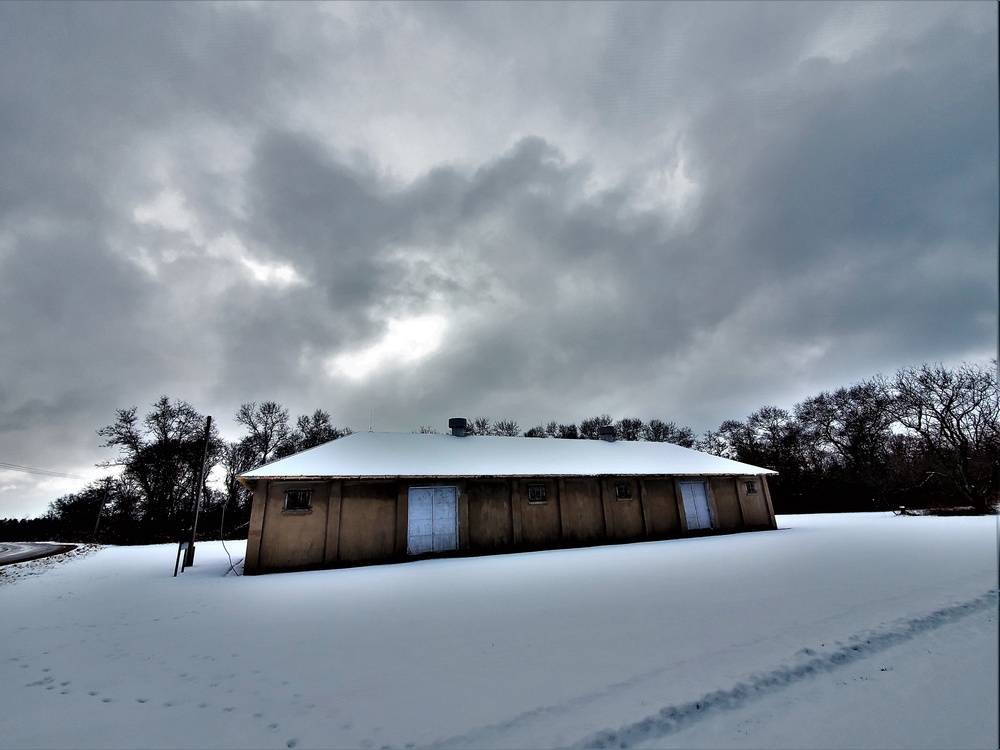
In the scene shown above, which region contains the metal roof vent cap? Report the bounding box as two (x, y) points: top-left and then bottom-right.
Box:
(448, 417), (468, 437)
(598, 425), (615, 442)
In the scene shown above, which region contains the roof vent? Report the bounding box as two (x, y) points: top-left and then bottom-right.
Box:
(448, 417), (468, 437)
(598, 425), (615, 442)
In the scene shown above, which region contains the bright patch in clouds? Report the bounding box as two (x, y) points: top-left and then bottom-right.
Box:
(239, 256), (304, 287)
(633, 152), (701, 223)
(328, 314), (448, 381)
(131, 190), (198, 234)
(206, 233), (305, 289)
(802, 3), (891, 65)
(129, 194), (305, 288)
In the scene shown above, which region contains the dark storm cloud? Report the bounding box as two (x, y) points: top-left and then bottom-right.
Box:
(0, 1), (994, 518)
(0, 1), (299, 511)
(212, 129), (704, 423)
(677, 7), (997, 376)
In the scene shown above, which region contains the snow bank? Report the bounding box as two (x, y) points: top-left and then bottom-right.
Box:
(0, 513), (996, 749)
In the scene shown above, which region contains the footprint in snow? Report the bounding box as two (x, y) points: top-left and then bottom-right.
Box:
(286, 740), (298, 749)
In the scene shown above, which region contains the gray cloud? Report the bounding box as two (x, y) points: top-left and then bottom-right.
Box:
(0, 1), (994, 518)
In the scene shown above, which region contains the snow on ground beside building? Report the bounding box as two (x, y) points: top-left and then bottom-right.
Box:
(0, 513), (996, 750)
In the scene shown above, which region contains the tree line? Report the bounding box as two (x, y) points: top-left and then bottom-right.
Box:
(0, 399), (352, 545)
(1, 360), (995, 545)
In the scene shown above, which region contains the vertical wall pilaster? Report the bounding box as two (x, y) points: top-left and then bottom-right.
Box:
(324, 480), (342, 565)
(243, 480), (268, 574)
(600, 477), (614, 538)
(511, 479), (523, 546)
(396, 483), (409, 556)
(638, 478), (652, 535)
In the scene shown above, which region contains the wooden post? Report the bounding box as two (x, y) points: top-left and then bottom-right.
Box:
(185, 416), (212, 567)
(93, 477), (111, 536)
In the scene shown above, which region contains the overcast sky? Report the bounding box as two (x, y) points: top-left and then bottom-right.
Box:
(1, 1), (996, 519)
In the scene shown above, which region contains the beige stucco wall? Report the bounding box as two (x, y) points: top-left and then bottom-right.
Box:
(242, 472), (777, 574)
(558, 477), (606, 543)
(466, 480), (514, 550)
(258, 481), (331, 570)
(338, 481), (398, 563)
(518, 478), (561, 546)
(737, 475), (777, 528)
(709, 477), (744, 530)
(642, 478), (682, 536)
(603, 477), (646, 540)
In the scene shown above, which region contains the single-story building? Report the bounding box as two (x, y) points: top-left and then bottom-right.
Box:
(238, 419), (777, 575)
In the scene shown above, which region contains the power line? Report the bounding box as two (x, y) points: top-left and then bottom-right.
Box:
(0, 462), (87, 480)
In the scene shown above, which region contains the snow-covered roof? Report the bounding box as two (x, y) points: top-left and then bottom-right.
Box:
(239, 431), (776, 480)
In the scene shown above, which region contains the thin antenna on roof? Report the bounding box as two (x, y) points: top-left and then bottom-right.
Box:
(369, 411), (373, 432)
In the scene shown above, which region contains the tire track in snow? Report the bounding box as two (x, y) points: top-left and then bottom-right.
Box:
(418, 590), (997, 750)
(572, 590), (999, 749)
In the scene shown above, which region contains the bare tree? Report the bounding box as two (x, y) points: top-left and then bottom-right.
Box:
(235, 401), (294, 465)
(796, 381), (894, 503)
(695, 428), (732, 459)
(221, 438), (258, 520)
(466, 416), (492, 436)
(579, 414), (613, 440)
(698, 420), (746, 461)
(492, 419), (521, 437)
(613, 417), (644, 442)
(97, 397), (221, 539)
(642, 419), (696, 447)
(554, 423), (579, 439)
(885, 362), (1000, 513)
(291, 409), (352, 453)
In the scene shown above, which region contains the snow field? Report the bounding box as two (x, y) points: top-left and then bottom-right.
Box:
(0, 513), (996, 749)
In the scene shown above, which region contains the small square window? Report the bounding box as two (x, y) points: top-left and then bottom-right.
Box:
(744, 480), (758, 495)
(284, 489), (312, 511)
(615, 482), (632, 500)
(527, 484), (547, 504)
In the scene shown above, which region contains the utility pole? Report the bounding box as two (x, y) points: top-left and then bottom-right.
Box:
(92, 476), (112, 537)
(185, 415), (212, 567)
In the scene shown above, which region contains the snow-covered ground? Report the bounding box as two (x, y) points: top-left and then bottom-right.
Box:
(1, 513), (996, 750)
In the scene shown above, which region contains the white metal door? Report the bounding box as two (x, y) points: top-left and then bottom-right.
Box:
(407, 486), (458, 554)
(680, 480), (714, 530)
